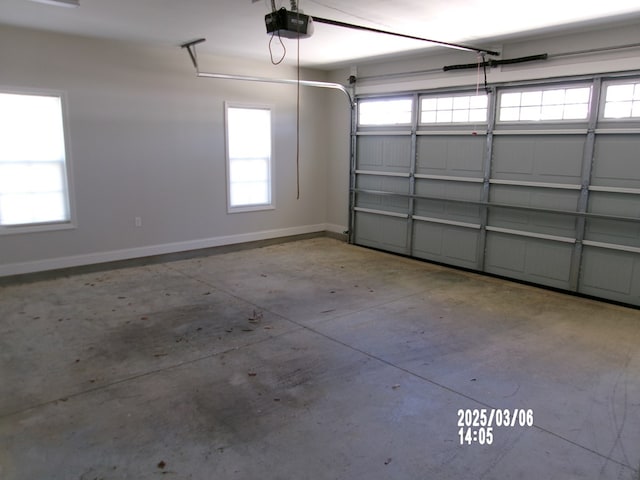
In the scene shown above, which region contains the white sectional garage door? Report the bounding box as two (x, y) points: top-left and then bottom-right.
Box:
(350, 75), (640, 306)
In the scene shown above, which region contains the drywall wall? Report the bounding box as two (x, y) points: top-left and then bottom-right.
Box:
(0, 25), (335, 276)
(324, 19), (640, 236)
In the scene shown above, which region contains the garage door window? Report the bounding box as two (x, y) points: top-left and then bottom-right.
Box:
(420, 93), (488, 124)
(602, 81), (640, 119)
(358, 98), (413, 126)
(498, 86), (591, 122)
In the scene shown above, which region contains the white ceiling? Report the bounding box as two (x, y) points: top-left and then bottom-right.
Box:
(1, 0), (640, 69)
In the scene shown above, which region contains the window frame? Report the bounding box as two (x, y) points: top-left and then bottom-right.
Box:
(0, 86), (76, 235)
(224, 102), (275, 214)
(496, 83), (593, 125)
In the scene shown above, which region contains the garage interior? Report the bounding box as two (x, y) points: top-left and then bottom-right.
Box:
(1, 1), (640, 479)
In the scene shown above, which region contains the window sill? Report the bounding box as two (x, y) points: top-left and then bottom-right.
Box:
(227, 204), (275, 214)
(0, 221), (76, 236)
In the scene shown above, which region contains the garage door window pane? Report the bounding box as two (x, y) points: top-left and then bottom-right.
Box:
(359, 98), (413, 126)
(499, 86), (591, 122)
(420, 93), (487, 124)
(603, 82), (640, 119)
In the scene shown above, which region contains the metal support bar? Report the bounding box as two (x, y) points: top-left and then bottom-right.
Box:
(414, 174), (483, 183)
(486, 226), (576, 244)
(198, 71), (353, 103)
(348, 86), (358, 244)
(583, 240), (640, 254)
(489, 179), (581, 190)
(356, 130), (412, 136)
(355, 170), (411, 177)
(569, 77), (601, 291)
(477, 87), (497, 271)
(413, 215), (481, 230)
(352, 188), (640, 224)
(589, 185), (640, 195)
(353, 207), (409, 219)
(443, 54), (548, 72)
(181, 39), (353, 105)
(406, 93), (419, 256)
(311, 16), (499, 57)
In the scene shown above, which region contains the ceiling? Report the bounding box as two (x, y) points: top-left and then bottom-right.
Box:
(1, 0), (640, 69)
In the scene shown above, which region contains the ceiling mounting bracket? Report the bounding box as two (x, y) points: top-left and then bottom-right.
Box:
(181, 38), (207, 71)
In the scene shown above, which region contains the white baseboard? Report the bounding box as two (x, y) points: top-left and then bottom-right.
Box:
(0, 223), (347, 277)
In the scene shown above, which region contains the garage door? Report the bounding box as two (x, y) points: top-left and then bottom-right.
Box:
(351, 75), (640, 306)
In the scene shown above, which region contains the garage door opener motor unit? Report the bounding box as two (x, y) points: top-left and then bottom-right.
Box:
(265, 7), (313, 38)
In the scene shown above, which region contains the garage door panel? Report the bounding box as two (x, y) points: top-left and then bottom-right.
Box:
(525, 241), (573, 285)
(592, 135), (640, 188)
(489, 186), (578, 237)
(492, 136), (584, 182)
(485, 233), (573, 289)
(416, 137), (447, 170)
(414, 197), (483, 227)
(416, 136), (484, 177)
(490, 185), (579, 209)
(580, 247), (636, 298)
(586, 192), (640, 247)
(357, 136), (411, 172)
(588, 192), (640, 218)
(356, 192), (409, 214)
(415, 179), (482, 199)
(584, 219), (640, 247)
(485, 232), (527, 273)
(354, 212), (408, 254)
(355, 176), (410, 213)
(489, 210), (577, 237)
(414, 180), (482, 223)
(413, 222), (479, 269)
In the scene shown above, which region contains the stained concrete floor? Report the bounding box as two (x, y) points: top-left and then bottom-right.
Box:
(1, 236), (640, 480)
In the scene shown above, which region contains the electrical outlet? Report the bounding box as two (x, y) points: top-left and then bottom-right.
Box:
(135, 216), (142, 227)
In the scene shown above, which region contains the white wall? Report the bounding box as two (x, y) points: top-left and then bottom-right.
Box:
(0, 25), (336, 276)
(324, 19), (640, 235)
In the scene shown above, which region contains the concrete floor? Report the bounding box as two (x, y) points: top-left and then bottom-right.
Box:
(1, 237), (639, 480)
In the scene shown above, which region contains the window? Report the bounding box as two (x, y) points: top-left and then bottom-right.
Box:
(225, 104), (273, 212)
(498, 86), (591, 122)
(603, 81), (640, 119)
(358, 98), (413, 126)
(0, 91), (71, 229)
(420, 94), (488, 124)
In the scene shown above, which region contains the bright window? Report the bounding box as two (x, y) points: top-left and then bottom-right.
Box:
(358, 98), (413, 126)
(420, 94), (488, 124)
(0, 92), (71, 228)
(225, 105), (273, 212)
(498, 86), (591, 122)
(603, 81), (640, 119)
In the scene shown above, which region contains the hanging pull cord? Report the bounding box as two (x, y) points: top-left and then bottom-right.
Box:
(295, 2), (302, 199)
(269, 30), (287, 65)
